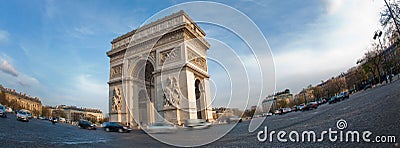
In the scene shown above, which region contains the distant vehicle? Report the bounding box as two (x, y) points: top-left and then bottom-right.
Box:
(297, 104), (305, 111)
(77, 119), (96, 130)
(337, 92), (349, 100)
(0, 105), (7, 118)
(38, 116), (45, 120)
(146, 122), (177, 134)
(184, 119), (212, 129)
(329, 96), (339, 104)
(302, 102), (318, 111)
(226, 116), (242, 123)
(263, 112), (273, 116)
(364, 84), (372, 90)
(16, 110), (29, 122)
(19, 110), (33, 119)
(292, 106), (298, 112)
(103, 122), (132, 133)
(320, 98), (328, 104)
(6, 107), (13, 113)
(50, 117), (58, 124)
(59, 118), (66, 123)
(274, 109), (282, 115)
(282, 108), (292, 114)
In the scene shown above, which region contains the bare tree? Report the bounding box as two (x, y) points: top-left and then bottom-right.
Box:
(380, 0), (400, 45)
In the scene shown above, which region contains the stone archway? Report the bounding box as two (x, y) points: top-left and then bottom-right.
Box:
(136, 60), (155, 126)
(195, 79), (203, 119)
(107, 11), (215, 127)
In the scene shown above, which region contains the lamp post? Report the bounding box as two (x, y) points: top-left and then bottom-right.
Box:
(303, 88), (307, 104)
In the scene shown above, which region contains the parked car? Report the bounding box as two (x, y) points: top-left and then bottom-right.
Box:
(146, 122), (177, 133)
(0, 105), (7, 118)
(103, 122), (132, 133)
(77, 119), (96, 130)
(59, 118), (66, 123)
(343, 92), (349, 99)
(337, 92), (349, 100)
(320, 98), (328, 104)
(184, 119), (212, 129)
(226, 116), (242, 123)
(302, 102), (318, 111)
(274, 109), (282, 115)
(6, 107), (13, 113)
(263, 112), (273, 116)
(291, 106), (298, 112)
(297, 104), (305, 111)
(363, 84), (372, 90)
(38, 116), (45, 120)
(284, 108), (292, 113)
(16, 110), (29, 122)
(329, 96), (339, 104)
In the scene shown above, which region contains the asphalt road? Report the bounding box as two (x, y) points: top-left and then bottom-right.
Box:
(1, 79), (399, 147)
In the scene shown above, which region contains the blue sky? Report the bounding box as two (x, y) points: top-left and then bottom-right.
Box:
(0, 0), (385, 114)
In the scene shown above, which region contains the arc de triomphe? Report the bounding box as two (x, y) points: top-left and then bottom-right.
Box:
(107, 11), (213, 128)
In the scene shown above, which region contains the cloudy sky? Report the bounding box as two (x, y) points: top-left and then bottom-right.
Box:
(0, 0), (386, 114)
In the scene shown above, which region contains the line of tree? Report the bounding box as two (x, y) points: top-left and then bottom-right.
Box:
(305, 1), (400, 100)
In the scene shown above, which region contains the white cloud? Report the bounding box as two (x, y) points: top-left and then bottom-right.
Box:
(0, 60), (18, 77)
(0, 55), (40, 89)
(75, 74), (107, 96)
(51, 74), (108, 113)
(273, 0), (385, 93)
(324, 0), (344, 15)
(74, 26), (94, 35)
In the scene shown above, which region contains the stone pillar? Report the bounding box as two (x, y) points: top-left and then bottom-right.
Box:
(185, 70), (198, 119)
(203, 78), (214, 121)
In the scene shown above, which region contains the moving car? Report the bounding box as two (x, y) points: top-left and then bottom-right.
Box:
(184, 119), (212, 129)
(226, 116), (242, 123)
(16, 110), (29, 122)
(24, 110), (33, 119)
(77, 119), (96, 130)
(103, 122), (132, 133)
(263, 112), (273, 116)
(146, 122), (177, 133)
(0, 105), (7, 118)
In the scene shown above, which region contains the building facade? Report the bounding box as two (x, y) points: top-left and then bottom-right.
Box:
(264, 89), (294, 112)
(48, 105), (103, 123)
(107, 11), (213, 127)
(0, 85), (42, 116)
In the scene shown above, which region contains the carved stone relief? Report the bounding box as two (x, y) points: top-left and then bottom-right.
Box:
(159, 47), (181, 65)
(112, 87), (122, 112)
(163, 77), (181, 107)
(187, 49), (207, 71)
(111, 65), (123, 78)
